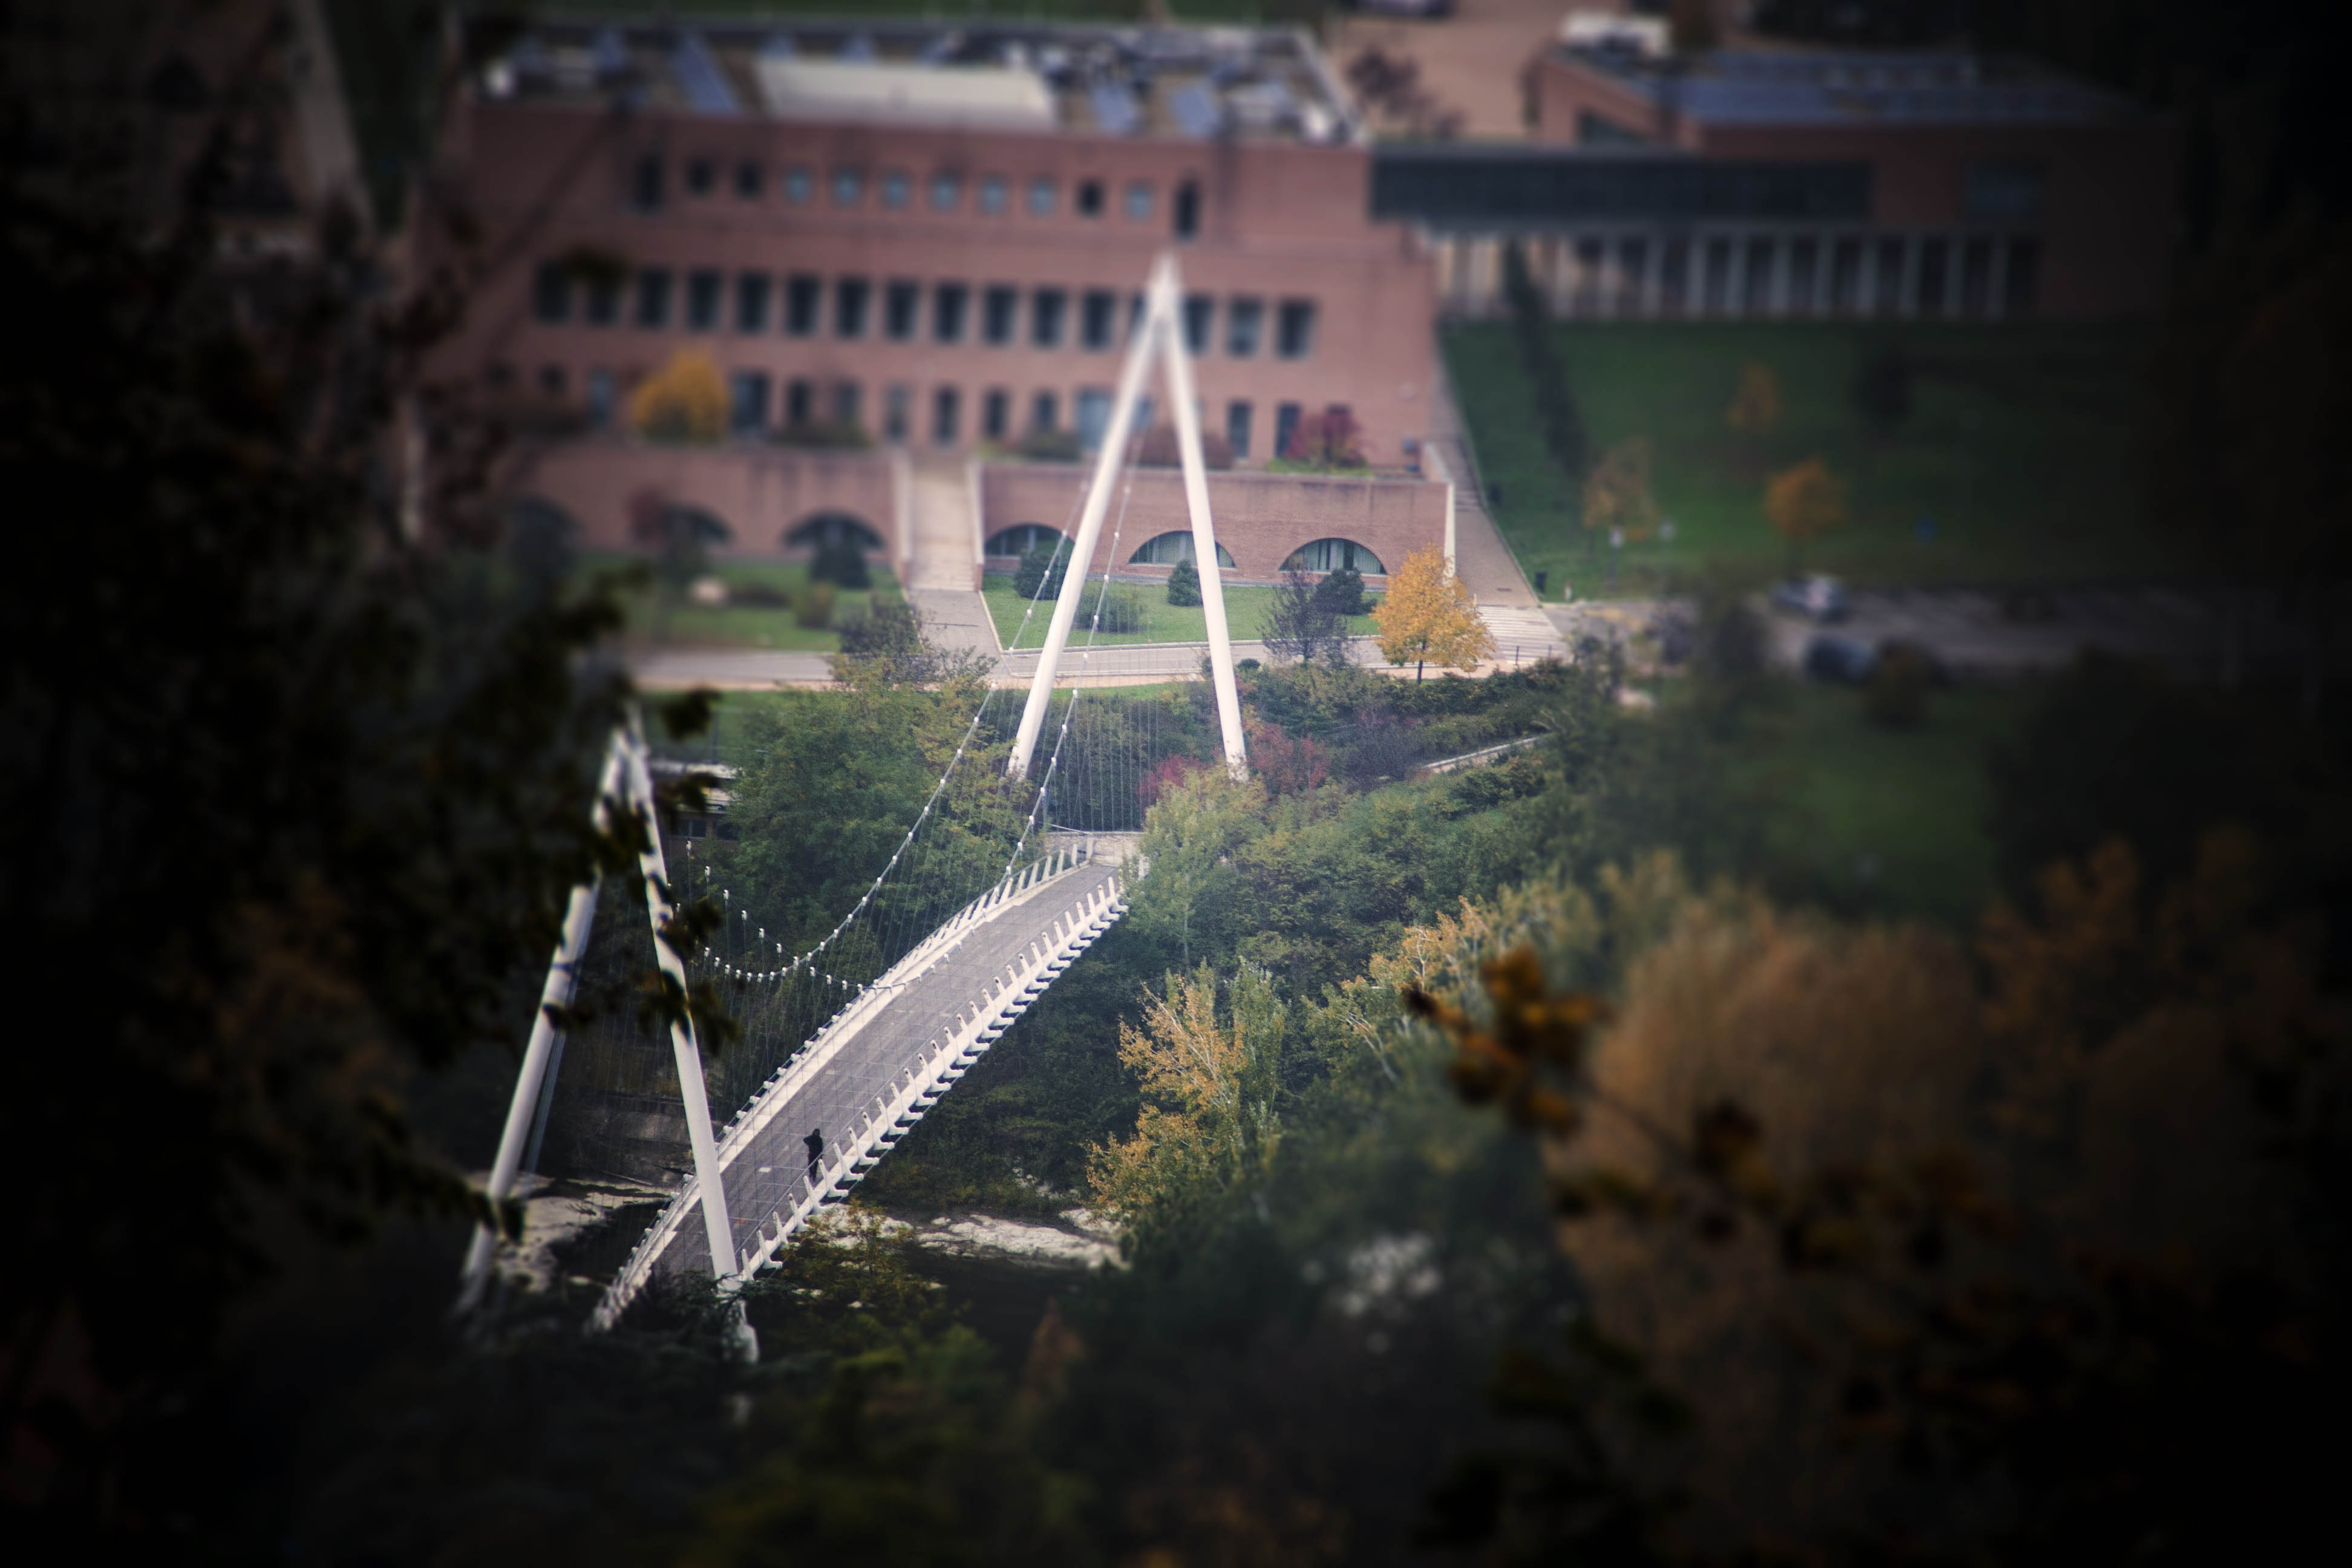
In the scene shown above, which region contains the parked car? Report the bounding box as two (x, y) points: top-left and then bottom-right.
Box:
(1771, 573), (1849, 622)
(1803, 633), (1878, 684)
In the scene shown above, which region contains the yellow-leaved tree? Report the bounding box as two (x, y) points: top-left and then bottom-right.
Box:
(628, 348), (727, 444)
(1088, 964), (1285, 1228)
(1581, 436), (1661, 552)
(1724, 360), (1783, 442)
(1763, 456), (1847, 573)
(1371, 545), (1494, 682)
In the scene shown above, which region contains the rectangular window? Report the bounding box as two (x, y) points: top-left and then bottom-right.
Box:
(1226, 399), (1252, 459)
(1183, 294), (1212, 355)
(1275, 299), (1315, 359)
(1030, 288), (1066, 349)
(685, 158), (715, 197)
(930, 172), (960, 211)
(685, 269), (722, 331)
(734, 160), (762, 198)
(883, 384), (910, 443)
(736, 272), (771, 333)
(532, 262), (571, 324)
(932, 385), (959, 446)
(1225, 296), (1262, 357)
(982, 286), (1018, 345)
(1075, 388), (1111, 451)
(834, 381), (861, 429)
(1787, 238), (1819, 315)
(1076, 179), (1103, 217)
(982, 388), (1009, 440)
(786, 274), (820, 336)
(979, 175), (1007, 214)
(832, 168), (863, 206)
(1172, 179), (1198, 240)
(1872, 237), (1907, 316)
(587, 368), (617, 426)
(584, 273), (620, 327)
(1831, 238), (1863, 313)
(1027, 177), (1056, 216)
(881, 171), (910, 209)
(729, 370), (769, 434)
(1031, 390), (1057, 432)
(1273, 401), (1301, 459)
(1917, 237), (1950, 316)
(884, 280), (920, 341)
(2004, 238), (2040, 318)
(783, 166), (812, 204)
(933, 283), (968, 344)
(835, 277), (870, 338)
(1125, 181), (1152, 220)
(632, 155), (664, 212)
(786, 377), (814, 427)
(635, 268), (672, 328)
(1080, 289), (1117, 351)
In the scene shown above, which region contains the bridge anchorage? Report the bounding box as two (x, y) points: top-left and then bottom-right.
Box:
(459, 253), (1245, 1334)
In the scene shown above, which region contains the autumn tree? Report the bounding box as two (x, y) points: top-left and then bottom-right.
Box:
(1763, 456), (1848, 573)
(628, 348), (727, 443)
(1580, 436), (1662, 557)
(1723, 359), (1783, 463)
(1371, 546), (1495, 682)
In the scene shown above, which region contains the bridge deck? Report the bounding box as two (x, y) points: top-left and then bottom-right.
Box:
(593, 846), (1132, 1327)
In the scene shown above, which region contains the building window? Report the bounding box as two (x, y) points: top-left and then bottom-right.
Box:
(1124, 180), (1152, 220)
(982, 387), (1009, 440)
(1225, 297), (1262, 357)
(1080, 290), (1118, 351)
(1283, 538), (1385, 574)
(729, 370), (769, 433)
(584, 273), (621, 326)
(685, 269), (722, 331)
(834, 381), (861, 428)
(930, 172), (961, 211)
(486, 361), (515, 392)
(685, 157), (715, 197)
(1226, 399), (1252, 459)
(786, 377), (814, 427)
(734, 160), (762, 198)
(635, 268), (671, 328)
(932, 385), (959, 446)
(884, 280), (920, 341)
(587, 368), (617, 426)
(883, 384), (910, 442)
(1074, 387), (1111, 451)
(1030, 288), (1066, 348)
(1917, 237), (1950, 316)
(982, 286), (1018, 345)
(835, 277), (870, 338)
(540, 364), (568, 399)
(978, 175), (1007, 214)
(1182, 294), (1212, 355)
(1031, 390), (1058, 431)
(632, 154), (664, 211)
(1275, 299), (1315, 359)
(1172, 179), (1198, 240)
(736, 272), (771, 333)
(1742, 238), (1774, 316)
(1273, 401), (1301, 459)
(1576, 111), (1647, 146)
(1787, 238), (1819, 315)
(1076, 178), (1103, 217)
(933, 283), (968, 344)
(783, 165), (812, 204)
(987, 523), (1062, 557)
(881, 170), (910, 209)
(1831, 238), (1863, 314)
(1872, 237), (1906, 316)
(1027, 177), (1056, 216)
(1965, 161), (2044, 226)
(786, 274), (820, 336)
(532, 262), (571, 324)
(1960, 236), (1994, 316)
(831, 168), (863, 206)
(2004, 238), (2040, 318)
(1129, 532), (1236, 567)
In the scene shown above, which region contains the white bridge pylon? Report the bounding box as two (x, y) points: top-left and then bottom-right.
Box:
(1007, 251), (1249, 782)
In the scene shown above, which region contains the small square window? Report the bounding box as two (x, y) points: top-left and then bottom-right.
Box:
(729, 370), (769, 433)
(635, 269), (671, 328)
(884, 280), (920, 341)
(1027, 177), (1055, 216)
(786, 378), (814, 426)
(881, 171), (910, 209)
(685, 157), (715, 197)
(734, 160), (762, 198)
(685, 269), (722, 331)
(1076, 179), (1103, 217)
(1173, 179), (1199, 240)
(831, 168), (863, 206)
(1030, 288), (1066, 348)
(834, 382), (862, 428)
(929, 172), (961, 211)
(783, 166), (812, 204)
(632, 155), (664, 211)
(584, 273), (621, 327)
(978, 175), (1007, 215)
(1124, 181), (1152, 221)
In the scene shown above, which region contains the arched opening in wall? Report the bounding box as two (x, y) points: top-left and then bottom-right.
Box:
(503, 495), (579, 590)
(984, 523), (1065, 559)
(1282, 538), (1385, 575)
(1128, 531), (1236, 568)
(783, 510), (885, 588)
(629, 494), (733, 557)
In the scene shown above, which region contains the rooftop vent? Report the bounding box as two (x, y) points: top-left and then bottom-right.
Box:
(1089, 79), (1142, 135)
(1169, 80), (1222, 138)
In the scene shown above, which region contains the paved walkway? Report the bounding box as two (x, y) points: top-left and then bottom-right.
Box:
(1425, 354), (1543, 610)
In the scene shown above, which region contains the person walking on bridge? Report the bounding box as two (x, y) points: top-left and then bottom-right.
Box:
(803, 1126), (825, 1187)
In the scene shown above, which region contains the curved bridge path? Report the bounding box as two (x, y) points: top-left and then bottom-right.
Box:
(593, 841), (1135, 1329)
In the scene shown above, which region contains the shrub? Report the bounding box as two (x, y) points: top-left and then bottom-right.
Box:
(1166, 557), (1202, 607)
(773, 419), (871, 451)
(1013, 427), (1082, 463)
(1015, 546), (1067, 601)
(1272, 408), (1368, 472)
(810, 537), (871, 590)
(1089, 587), (1145, 635)
(1863, 639), (1936, 727)
(794, 581), (835, 630)
(730, 581), (789, 609)
(628, 350), (727, 444)
(1309, 565), (1367, 617)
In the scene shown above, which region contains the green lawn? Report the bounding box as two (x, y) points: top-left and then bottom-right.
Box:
(586, 553), (901, 651)
(982, 574), (1378, 649)
(1446, 321), (2180, 599)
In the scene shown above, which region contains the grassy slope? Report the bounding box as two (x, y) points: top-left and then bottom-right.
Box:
(585, 552), (901, 650)
(1446, 321), (2175, 599)
(982, 574), (1377, 648)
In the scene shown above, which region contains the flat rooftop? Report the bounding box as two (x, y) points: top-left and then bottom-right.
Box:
(481, 15), (1355, 144)
(1557, 46), (2140, 128)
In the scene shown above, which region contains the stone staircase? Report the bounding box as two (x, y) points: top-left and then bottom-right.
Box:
(1478, 603), (1569, 667)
